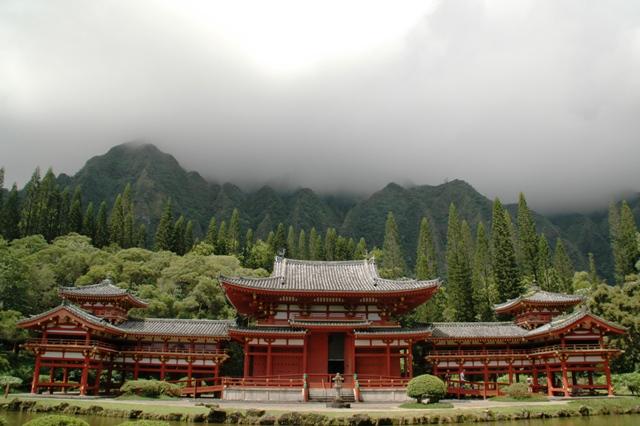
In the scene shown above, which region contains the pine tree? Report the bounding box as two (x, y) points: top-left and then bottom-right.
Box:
(228, 208), (241, 254)
(588, 252), (599, 287)
(94, 201), (110, 248)
(19, 168), (41, 236)
(68, 186), (83, 233)
(491, 198), (522, 302)
(271, 223), (286, 256)
(618, 201), (639, 282)
(609, 202), (622, 283)
(58, 187), (70, 236)
(123, 211), (134, 248)
(205, 217), (217, 251)
(38, 169), (62, 241)
(381, 212), (405, 278)
(354, 238), (368, 259)
(217, 221), (228, 254)
(537, 234), (553, 290)
(347, 238), (356, 259)
(461, 220), (474, 260)
(135, 224), (147, 248)
(335, 235), (350, 260)
(517, 193), (539, 281)
(472, 222), (494, 321)
(297, 229), (307, 259)
(415, 217), (438, 280)
(1, 185), (20, 240)
(82, 202), (96, 240)
(553, 238), (574, 293)
(243, 228), (255, 260)
(184, 220), (195, 253)
(287, 226), (297, 258)
(445, 203), (475, 321)
(155, 199), (174, 251)
(109, 194), (124, 246)
(324, 228), (337, 260)
(309, 227), (322, 260)
(173, 215), (186, 255)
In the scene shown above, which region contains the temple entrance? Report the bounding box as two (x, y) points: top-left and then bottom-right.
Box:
(328, 333), (345, 374)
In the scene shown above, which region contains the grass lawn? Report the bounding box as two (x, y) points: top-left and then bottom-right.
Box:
(490, 395), (549, 402)
(399, 402), (454, 409)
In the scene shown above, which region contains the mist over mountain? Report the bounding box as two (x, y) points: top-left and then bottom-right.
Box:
(49, 142), (640, 280)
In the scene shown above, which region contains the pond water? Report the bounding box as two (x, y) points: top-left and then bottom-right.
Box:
(2, 412), (640, 426)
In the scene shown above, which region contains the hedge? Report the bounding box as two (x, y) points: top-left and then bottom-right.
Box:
(23, 415), (90, 426)
(502, 382), (530, 399)
(406, 374), (447, 403)
(119, 379), (181, 398)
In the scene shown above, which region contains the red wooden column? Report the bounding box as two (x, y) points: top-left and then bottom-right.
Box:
(407, 340), (414, 378)
(545, 363), (554, 397)
(385, 341), (391, 376)
(62, 368), (69, 394)
(560, 355), (570, 397)
(482, 359), (489, 399)
(133, 355), (140, 380)
(49, 366), (55, 394)
(302, 334), (308, 374)
(603, 356), (614, 396)
(31, 351), (42, 394)
(243, 339), (250, 378)
(79, 350), (90, 396)
(532, 359), (539, 390)
(266, 339), (273, 377)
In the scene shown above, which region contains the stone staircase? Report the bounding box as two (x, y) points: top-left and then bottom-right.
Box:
(308, 388), (356, 402)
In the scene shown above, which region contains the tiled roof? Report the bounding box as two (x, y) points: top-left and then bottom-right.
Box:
(429, 322), (528, 339)
(288, 319), (371, 328)
(59, 279), (148, 306)
(118, 318), (233, 337)
(17, 303), (121, 333)
(494, 289), (583, 312)
(221, 257), (440, 293)
(526, 309), (626, 337)
(229, 326), (307, 335)
(355, 327), (431, 336)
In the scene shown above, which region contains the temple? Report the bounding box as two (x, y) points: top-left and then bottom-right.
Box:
(18, 258), (626, 401)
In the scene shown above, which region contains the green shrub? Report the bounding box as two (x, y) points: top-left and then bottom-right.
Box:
(119, 379), (181, 398)
(406, 374), (447, 403)
(117, 421), (171, 426)
(502, 382), (530, 399)
(23, 415), (90, 426)
(0, 416), (7, 426)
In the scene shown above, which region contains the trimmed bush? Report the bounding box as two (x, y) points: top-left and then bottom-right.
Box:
(0, 417), (7, 426)
(23, 415), (90, 426)
(502, 382), (530, 399)
(119, 379), (181, 398)
(118, 421), (171, 426)
(406, 374), (447, 403)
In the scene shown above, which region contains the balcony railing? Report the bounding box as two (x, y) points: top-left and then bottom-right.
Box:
(427, 344), (606, 358)
(26, 338), (117, 350)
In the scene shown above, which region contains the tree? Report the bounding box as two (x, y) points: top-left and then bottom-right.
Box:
(472, 222), (495, 321)
(354, 237), (368, 260)
(616, 202), (639, 283)
(94, 201), (109, 247)
(537, 234), (553, 290)
(445, 203), (475, 321)
(553, 238), (574, 293)
(135, 224), (147, 248)
(228, 208), (241, 254)
(109, 194), (124, 246)
(335, 235), (350, 260)
(324, 228), (337, 261)
(68, 186), (83, 233)
(0, 375), (22, 398)
(381, 212), (405, 278)
(58, 187), (70, 236)
(415, 217), (438, 280)
(217, 220), (229, 254)
(19, 168), (41, 236)
(155, 199), (174, 251)
(184, 220), (195, 253)
(1, 184), (20, 240)
(297, 229), (307, 259)
(270, 223), (286, 256)
(491, 199), (522, 302)
(37, 168), (62, 241)
(517, 193), (539, 281)
(406, 374), (446, 404)
(205, 216), (217, 248)
(287, 226), (297, 258)
(173, 215), (186, 255)
(82, 202), (95, 240)
(309, 227), (322, 260)
(588, 252), (599, 286)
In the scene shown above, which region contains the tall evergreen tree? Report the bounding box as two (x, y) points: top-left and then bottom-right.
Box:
(228, 208), (241, 254)
(347, 238), (356, 259)
(58, 187), (70, 236)
(297, 229), (307, 259)
(553, 238), (574, 293)
(109, 194), (125, 246)
(184, 220), (195, 253)
(323, 228), (337, 261)
(616, 201), (639, 283)
(68, 186), (83, 234)
(491, 198), (522, 302)
(243, 228), (255, 260)
(380, 212), (405, 278)
(19, 168), (41, 237)
(155, 199), (174, 251)
(1, 185), (20, 240)
(135, 224), (147, 248)
(217, 221), (228, 254)
(415, 217), (438, 280)
(446, 203), (476, 321)
(94, 201), (110, 248)
(271, 223), (286, 256)
(588, 252), (599, 287)
(472, 222), (494, 321)
(309, 227), (322, 260)
(173, 215), (186, 255)
(517, 193), (539, 281)
(537, 234), (553, 290)
(354, 238), (368, 259)
(335, 235), (350, 260)
(82, 202), (96, 240)
(287, 226), (297, 258)
(205, 217), (217, 250)
(38, 169), (62, 241)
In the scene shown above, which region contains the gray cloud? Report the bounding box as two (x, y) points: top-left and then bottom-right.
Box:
(1, 0), (639, 213)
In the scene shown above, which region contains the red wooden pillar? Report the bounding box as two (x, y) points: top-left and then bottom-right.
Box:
(545, 363), (554, 397)
(508, 360), (514, 384)
(31, 352), (42, 394)
(266, 340), (273, 377)
(63, 368), (69, 394)
(532, 360), (539, 390)
(560, 355), (570, 397)
(79, 351), (90, 396)
(105, 367), (112, 395)
(243, 339), (250, 378)
(93, 367), (102, 395)
(483, 360), (489, 399)
(49, 366), (55, 394)
(407, 340), (413, 378)
(385, 341), (391, 377)
(187, 358), (193, 386)
(603, 356), (614, 396)
(302, 334), (308, 374)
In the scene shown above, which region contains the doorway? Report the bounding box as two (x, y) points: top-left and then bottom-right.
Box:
(328, 333), (345, 374)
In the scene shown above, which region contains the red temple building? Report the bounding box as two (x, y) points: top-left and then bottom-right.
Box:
(18, 259), (626, 401)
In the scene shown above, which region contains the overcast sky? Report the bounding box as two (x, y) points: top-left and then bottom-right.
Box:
(1, 0), (639, 213)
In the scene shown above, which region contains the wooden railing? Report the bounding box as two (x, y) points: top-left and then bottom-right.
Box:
(119, 348), (227, 357)
(428, 344), (605, 358)
(356, 375), (410, 388)
(222, 376), (304, 388)
(447, 379), (510, 398)
(26, 338), (117, 350)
